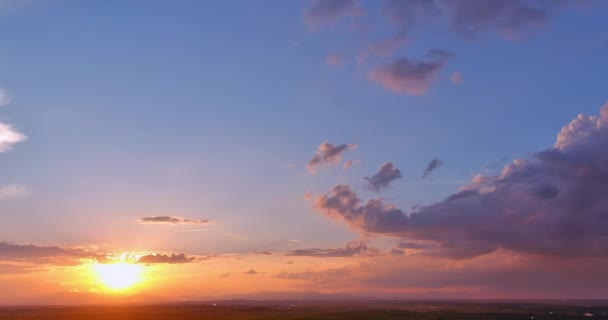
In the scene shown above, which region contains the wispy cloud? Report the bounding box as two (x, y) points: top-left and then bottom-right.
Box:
(286, 240), (378, 257)
(136, 253), (197, 264)
(307, 141), (357, 173)
(0, 184), (29, 200)
(0, 123), (27, 152)
(304, 0), (363, 27)
(422, 158), (443, 178)
(364, 162), (402, 192)
(0, 88), (11, 107)
(138, 216), (212, 225)
(369, 50), (453, 95)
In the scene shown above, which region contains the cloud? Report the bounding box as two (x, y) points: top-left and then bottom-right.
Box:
(364, 162), (402, 192)
(138, 216), (212, 225)
(136, 253), (197, 264)
(439, 0), (560, 38)
(0, 88), (10, 107)
(217, 273), (231, 278)
(369, 49), (453, 95)
(304, 0), (363, 26)
(326, 54), (346, 66)
(245, 268), (260, 275)
(369, 33), (407, 57)
(381, 0), (565, 39)
(285, 240), (378, 257)
(0, 242), (77, 260)
(253, 250), (273, 255)
(307, 141), (357, 173)
(0, 123), (26, 152)
(0, 242), (105, 266)
(274, 264), (356, 284)
(422, 158), (443, 178)
(312, 102), (608, 259)
(450, 71), (464, 85)
(0, 184), (29, 200)
(382, 0), (439, 34)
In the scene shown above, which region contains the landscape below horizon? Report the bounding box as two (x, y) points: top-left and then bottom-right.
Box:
(1, 0), (608, 317)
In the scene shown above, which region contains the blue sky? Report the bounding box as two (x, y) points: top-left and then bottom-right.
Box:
(1, 0), (608, 302)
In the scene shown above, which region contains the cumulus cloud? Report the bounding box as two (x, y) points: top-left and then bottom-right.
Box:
(369, 49), (453, 95)
(0, 123), (27, 152)
(0, 88), (11, 107)
(312, 102), (608, 259)
(422, 158), (443, 178)
(286, 240), (378, 257)
(136, 253), (197, 264)
(304, 0), (363, 26)
(0, 184), (29, 200)
(364, 162), (402, 192)
(138, 216), (212, 225)
(307, 141), (357, 173)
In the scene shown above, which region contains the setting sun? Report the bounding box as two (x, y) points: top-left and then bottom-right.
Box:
(94, 262), (143, 291)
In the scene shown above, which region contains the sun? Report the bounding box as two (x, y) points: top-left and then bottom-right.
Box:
(94, 262), (143, 291)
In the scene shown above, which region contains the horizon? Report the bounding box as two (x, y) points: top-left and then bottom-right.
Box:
(1, 0), (608, 307)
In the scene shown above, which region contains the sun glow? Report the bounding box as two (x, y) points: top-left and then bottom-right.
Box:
(94, 262), (143, 290)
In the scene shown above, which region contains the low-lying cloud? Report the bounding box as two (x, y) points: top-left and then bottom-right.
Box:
(286, 240), (377, 257)
(138, 216), (212, 225)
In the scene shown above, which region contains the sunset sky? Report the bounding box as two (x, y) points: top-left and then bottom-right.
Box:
(1, 0), (608, 305)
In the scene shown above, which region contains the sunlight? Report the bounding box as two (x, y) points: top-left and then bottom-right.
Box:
(94, 262), (143, 291)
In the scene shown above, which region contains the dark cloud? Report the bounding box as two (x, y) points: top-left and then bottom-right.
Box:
(245, 268), (260, 275)
(0, 242), (110, 265)
(422, 158), (443, 178)
(365, 162), (402, 192)
(136, 253), (197, 264)
(304, 0), (362, 26)
(285, 240), (378, 257)
(217, 273), (231, 278)
(0, 242), (76, 259)
(314, 103), (608, 258)
(253, 250), (273, 255)
(307, 141), (357, 173)
(369, 49), (453, 95)
(138, 216), (212, 225)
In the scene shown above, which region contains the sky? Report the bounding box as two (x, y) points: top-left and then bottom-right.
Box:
(1, 0), (608, 304)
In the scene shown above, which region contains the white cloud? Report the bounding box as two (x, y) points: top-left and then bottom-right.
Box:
(0, 123), (27, 152)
